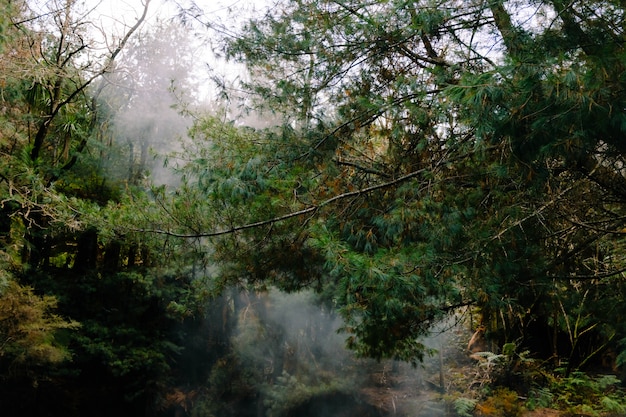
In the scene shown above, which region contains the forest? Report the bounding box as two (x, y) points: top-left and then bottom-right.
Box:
(2, 0), (626, 416)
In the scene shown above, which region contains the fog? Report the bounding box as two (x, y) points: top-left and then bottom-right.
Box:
(96, 17), (200, 187)
(220, 288), (465, 417)
(97, 4), (271, 187)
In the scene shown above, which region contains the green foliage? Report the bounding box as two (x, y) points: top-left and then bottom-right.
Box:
(263, 371), (356, 417)
(600, 396), (626, 414)
(453, 397), (478, 417)
(203, 0), (626, 370)
(4, 0), (626, 414)
(0, 1), (215, 415)
(506, 370), (626, 415)
(526, 387), (554, 411)
(0, 279), (78, 367)
(548, 372), (625, 413)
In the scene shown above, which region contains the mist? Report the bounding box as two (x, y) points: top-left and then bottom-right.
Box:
(96, 18), (204, 188)
(191, 288), (468, 417)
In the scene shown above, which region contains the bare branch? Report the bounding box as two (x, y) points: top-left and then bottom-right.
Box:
(30, 0), (151, 163)
(333, 158), (391, 178)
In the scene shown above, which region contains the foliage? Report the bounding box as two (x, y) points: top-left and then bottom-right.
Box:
(0, 279), (78, 367)
(3, 0), (626, 415)
(467, 344), (626, 414)
(0, 1), (212, 415)
(547, 372), (626, 415)
(453, 397), (478, 417)
(263, 371), (357, 417)
(475, 388), (523, 417)
(525, 387), (554, 411)
(189, 0), (626, 371)
(184, 289), (363, 417)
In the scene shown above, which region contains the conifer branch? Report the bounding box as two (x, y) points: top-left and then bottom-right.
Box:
(131, 149), (481, 239)
(132, 168), (433, 238)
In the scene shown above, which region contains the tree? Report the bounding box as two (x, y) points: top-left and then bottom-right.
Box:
(0, 0), (152, 271)
(0, 1), (205, 415)
(0, 0), (87, 405)
(158, 0), (626, 368)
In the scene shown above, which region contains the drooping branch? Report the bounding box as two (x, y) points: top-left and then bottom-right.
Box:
(132, 169), (433, 238)
(304, 90), (442, 157)
(333, 158), (391, 178)
(131, 149), (481, 239)
(550, 266), (626, 281)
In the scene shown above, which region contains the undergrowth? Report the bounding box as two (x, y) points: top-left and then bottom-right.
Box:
(446, 342), (626, 417)
(543, 372), (626, 416)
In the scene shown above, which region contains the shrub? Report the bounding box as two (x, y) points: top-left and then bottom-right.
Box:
(475, 388), (523, 417)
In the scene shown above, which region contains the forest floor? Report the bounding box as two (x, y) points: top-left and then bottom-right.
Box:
(354, 325), (625, 417)
(359, 357), (575, 417)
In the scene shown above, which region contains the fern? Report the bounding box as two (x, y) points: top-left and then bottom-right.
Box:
(526, 387), (554, 410)
(601, 396), (626, 414)
(596, 374), (621, 391)
(453, 397), (477, 417)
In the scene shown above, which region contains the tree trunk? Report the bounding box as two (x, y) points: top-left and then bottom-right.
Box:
(74, 228), (98, 271)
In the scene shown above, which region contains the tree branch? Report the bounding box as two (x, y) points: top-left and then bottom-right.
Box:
(131, 158), (459, 238)
(31, 0), (151, 165)
(550, 266), (626, 281)
(489, 1), (523, 57)
(333, 158), (391, 178)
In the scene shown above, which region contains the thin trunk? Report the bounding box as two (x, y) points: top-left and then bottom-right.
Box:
(552, 305), (559, 366)
(489, 1), (520, 57)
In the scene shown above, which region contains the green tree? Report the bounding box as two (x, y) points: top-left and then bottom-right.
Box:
(0, 1), (209, 415)
(0, 0), (152, 270)
(0, 0), (79, 364)
(162, 0), (626, 368)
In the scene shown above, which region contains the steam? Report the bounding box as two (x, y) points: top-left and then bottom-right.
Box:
(97, 17), (212, 187)
(228, 288), (462, 416)
(232, 289), (349, 375)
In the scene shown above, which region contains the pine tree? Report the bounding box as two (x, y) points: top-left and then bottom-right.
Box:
(173, 0), (626, 365)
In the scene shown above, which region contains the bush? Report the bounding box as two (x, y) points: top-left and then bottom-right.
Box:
(475, 388), (523, 417)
